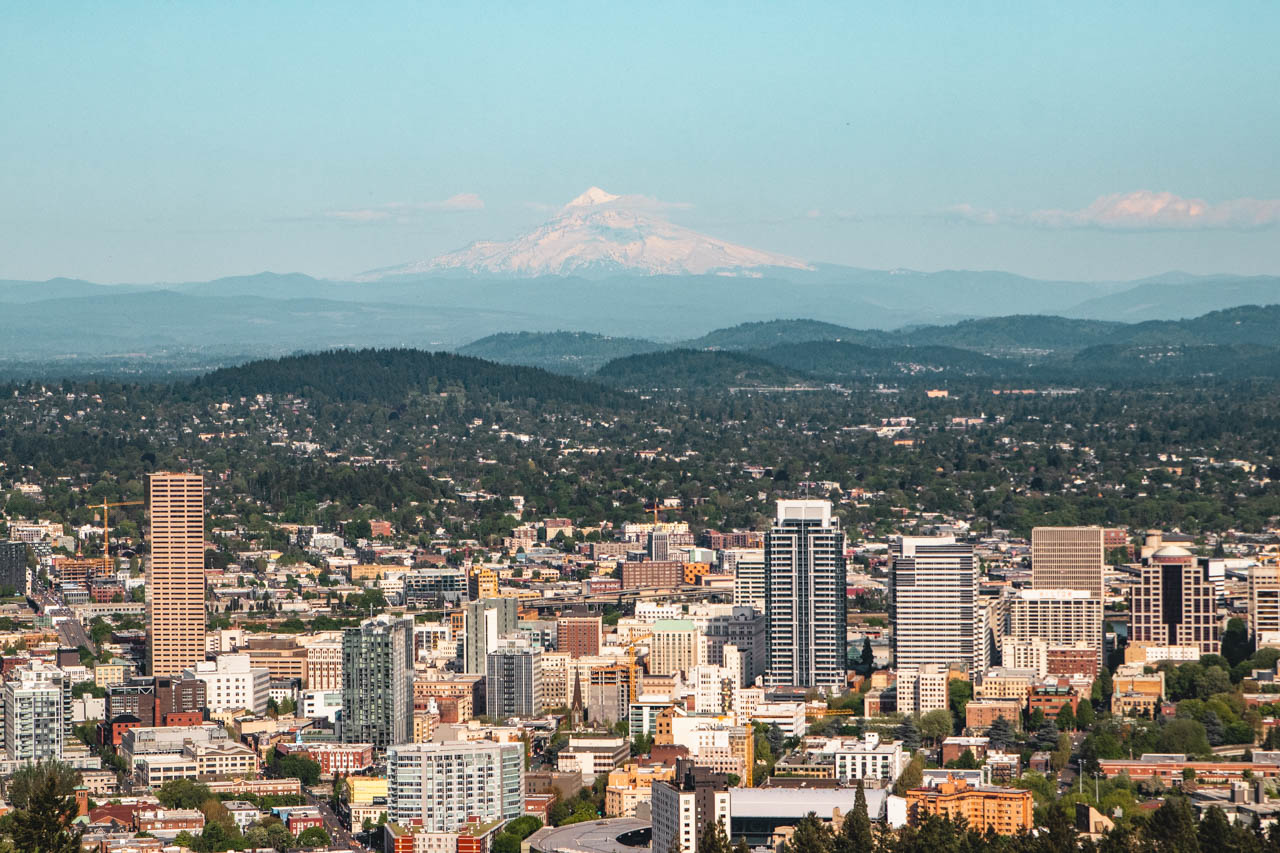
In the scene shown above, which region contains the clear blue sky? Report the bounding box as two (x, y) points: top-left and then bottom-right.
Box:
(2, 1), (1278, 282)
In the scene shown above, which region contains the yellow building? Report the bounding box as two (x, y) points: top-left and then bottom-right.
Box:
(346, 775), (388, 805)
(905, 778), (1033, 835)
(350, 564), (388, 581)
(468, 568), (499, 600)
(605, 763), (676, 817)
(94, 662), (128, 688)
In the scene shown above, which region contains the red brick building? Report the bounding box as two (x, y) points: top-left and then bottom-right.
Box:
(620, 561), (684, 589)
(556, 615), (602, 657)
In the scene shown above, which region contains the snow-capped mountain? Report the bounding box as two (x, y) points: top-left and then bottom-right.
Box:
(357, 187), (812, 279)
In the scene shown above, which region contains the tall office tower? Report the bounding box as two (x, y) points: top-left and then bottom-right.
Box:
(1131, 546), (1220, 654)
(891, 536), (981, 675)
(651, 759), (731, 853)
(764, 500), (846, 689)
(555, 614), (602, 657)
(1006, 589), (1104, 664)
(147, 472), (206, 677)
(1031, 526), (1105, 598)
(485, 636), (542, 718)
(1250, 565), (1280, 640)
(0, 542), (28, 596)
(726, 549), (766, 612)
(386, 741), (524, 830)
(463, 597), (518, 674)
(3, 661), (71, 761)
(341, 615), (414, 748)
(648, 530), (671, 562)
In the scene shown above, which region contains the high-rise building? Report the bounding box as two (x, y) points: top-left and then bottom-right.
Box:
(386, 741), (523, 830)
(649, 620), (700, 677)
(183, 654), (271, 715)
(891, 536), (981, 675)
(463, 597), (518, 674)
(1005, 588), (1103, 664)
(341, 615), (414, 748)
(1131, 546), (1219, 654)
(0, 542), (29, 596)
(485, 637), (542, 718)
(764, 500), (846, 689)
(703, 606), (768, 685)
(726, 549), (766, 612)
(1250, 565), (1280, 640)
(1031, 527), (1105, 598)
(556, 614), (602, 657)
(147, 472), (206, 677)
(3, 661), (71, 761)
(651, 759), (731, 853)
(649, 531), (671, 562)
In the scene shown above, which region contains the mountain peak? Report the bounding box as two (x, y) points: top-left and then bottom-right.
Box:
(564, 186), (620, 209)
(357, 187), (813, 280)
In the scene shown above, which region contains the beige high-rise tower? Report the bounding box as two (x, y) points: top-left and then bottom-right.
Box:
(148, 473), (206, 677)
(1031, 526), (1105, 598)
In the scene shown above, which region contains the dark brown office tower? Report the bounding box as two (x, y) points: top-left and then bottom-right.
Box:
(556, 615), (602, 657)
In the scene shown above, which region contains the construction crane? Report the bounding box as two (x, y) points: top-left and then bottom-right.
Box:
(626, 631), (653, 704)
(805, 708), (862, 718)
(90, 499), (143, 579)
(643, 501), (682, 525)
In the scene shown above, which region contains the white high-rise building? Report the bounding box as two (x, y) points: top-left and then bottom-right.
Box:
(1006, 588), (1103, 665)
(386, 741), (523, 831)
(891, 536), (981, 675)
(725, 549), (766, 612)
(183, 654), (271, 715)
(3, 661), (70, 761)
(765, 500), (846, 689)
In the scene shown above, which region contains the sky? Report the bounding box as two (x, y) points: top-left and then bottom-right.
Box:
(2, 1), (1278, 283)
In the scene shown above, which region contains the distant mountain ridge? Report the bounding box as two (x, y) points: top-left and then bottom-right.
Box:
(1, 265), (1278, 372)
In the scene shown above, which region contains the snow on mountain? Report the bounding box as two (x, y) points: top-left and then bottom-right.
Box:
(357, 187), (812, 279)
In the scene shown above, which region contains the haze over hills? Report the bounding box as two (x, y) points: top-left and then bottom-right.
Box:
(2, 190), (1279, 376)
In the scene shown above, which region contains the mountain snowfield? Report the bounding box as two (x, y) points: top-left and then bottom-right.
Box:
(357, 187), (813, 279)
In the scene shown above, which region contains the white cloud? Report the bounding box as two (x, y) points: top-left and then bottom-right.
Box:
(1029, 191), (1280, 229)
(949, 190), (1280, 230)
(325, 193), (484, 223)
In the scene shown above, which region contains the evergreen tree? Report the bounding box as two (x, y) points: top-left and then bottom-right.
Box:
(787, 813), (832, 853)
(1076, 699), (1096, 730)
(896, 717), (921, 751)
(837, 780), (873, 853)
(7, 771), (84, 853)
(859, 638), (874, 675)
(697, 817), (731, 853)
(1057, 702), (1076, 732)
(1033, 719), (1061, 751)
(988, 715), (1016, 750)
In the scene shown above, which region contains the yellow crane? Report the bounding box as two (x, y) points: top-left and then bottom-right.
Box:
(90, 499), (143, 579)
(805, 708), (862, 718)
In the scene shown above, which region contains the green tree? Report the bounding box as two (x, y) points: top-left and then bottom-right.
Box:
(896, 717), (921, 752)
(919, 709), (953, 745)
(296, 827), (331, 848)
(787, 813), (833, 853)
(1057, 702), (1076, 732)
(947, 680), (972, 734)
(987, 715), (1016, 750)
(1076, 698), (1096, 730)
(835, 780), (873, 853)
(696, 817), (731, 853)
(6, 770), (84, 853)
(156, 779), (213, 809)
(892, 753), (924, 796)
(4, 760), (82, 811)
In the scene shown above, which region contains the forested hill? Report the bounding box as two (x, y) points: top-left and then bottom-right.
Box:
(189, 348), (627, 406)
(595, 349), (813, 389)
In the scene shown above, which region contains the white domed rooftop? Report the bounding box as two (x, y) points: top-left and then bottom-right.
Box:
(1152, 544), (1193, 558)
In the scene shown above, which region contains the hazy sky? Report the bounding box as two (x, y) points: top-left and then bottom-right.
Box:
(3, 2), (1278, 283)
